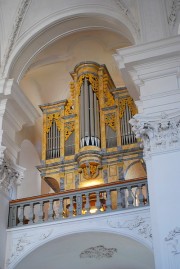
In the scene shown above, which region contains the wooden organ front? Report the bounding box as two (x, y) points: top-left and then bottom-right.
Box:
(37, 62), (146, 192)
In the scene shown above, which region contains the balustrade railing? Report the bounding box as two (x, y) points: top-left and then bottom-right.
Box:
(8, 178), (149, 228)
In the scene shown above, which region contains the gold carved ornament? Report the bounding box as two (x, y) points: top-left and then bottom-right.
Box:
(105, 113), (116, 131)
(119, 97), (137, 119)
(64, 82), (75, 116)
(46, 113), (61, 133)
(103, 74), (115, 107)
(64, 121), (75, 141)
(82, 163), (99, 179)
(76, 74), (99, 98)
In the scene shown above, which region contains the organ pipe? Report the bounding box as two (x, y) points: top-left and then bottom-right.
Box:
(80, 78), (100, 148)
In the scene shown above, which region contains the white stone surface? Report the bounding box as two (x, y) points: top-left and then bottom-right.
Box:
(5, 207), (152, 269)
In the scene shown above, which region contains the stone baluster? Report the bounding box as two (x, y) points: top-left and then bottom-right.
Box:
(76, 195), (82, 215)
(29, 203), (34, 224)
(117, 188), (123, 210)
(17, 205), (24, 226)
(127, 186), (134, 208)
(38, 201), (44, 223)
(138, 184), (144, 206)
(68, 196), (74, 217)
(12, 205), (17, 227)
(48, 199), (54, 221)
(95, 191), (101, 212)
(84, 193), (90, 214)
(105, 190), (111, 212)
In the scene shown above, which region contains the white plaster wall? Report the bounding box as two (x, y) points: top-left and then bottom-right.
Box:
(17, 140), (41, 198)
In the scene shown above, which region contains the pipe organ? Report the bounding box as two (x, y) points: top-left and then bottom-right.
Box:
(38, 62), (146, 192)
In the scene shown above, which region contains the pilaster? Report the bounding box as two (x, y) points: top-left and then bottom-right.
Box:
(115, 35), (180, 269)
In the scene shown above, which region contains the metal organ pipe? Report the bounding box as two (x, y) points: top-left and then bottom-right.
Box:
(89, 84), (95, 145)
(80, 84), (85, 147)
(84, 78), (90, 146)
(80, 78), (100, 148)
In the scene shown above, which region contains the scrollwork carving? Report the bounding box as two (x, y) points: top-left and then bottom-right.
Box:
(46, 113), (61, 133)
(108, 216), (152, 240)
(119, 97), (137, 119)
(77, 74), (99, 97)
(105, 113), (116, 131)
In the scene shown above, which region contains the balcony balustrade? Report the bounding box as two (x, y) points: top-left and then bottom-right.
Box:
(8, 177), (149, 228)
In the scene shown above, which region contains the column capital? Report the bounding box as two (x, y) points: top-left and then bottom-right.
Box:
(0, 155), (25, 199)
(130, 111), (180, 159)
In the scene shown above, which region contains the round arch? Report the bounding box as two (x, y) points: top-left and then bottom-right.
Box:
(4, 7), (139, 82)
(13, 227), (154, 269)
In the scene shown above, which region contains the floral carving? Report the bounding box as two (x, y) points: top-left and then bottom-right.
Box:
(108, 216), (152, 240)
(129, 113), (180, 158)
(165, 227), (180, 255)
(80, 245), (117, 259)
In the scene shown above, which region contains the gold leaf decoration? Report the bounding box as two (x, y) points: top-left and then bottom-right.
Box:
(105, 113), (116, 131)
(77, 74), (99, 97)
(46, 113), (61, 133)
(103, 74), (115, 107)
(65, 99), (74, 116)
(119, 97), (137, 119)
(64, 121), (75, 141)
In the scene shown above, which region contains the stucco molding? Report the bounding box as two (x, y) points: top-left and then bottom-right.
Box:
(165, 227), (180, 255)
(1, 0), (31, 76)
(129, 112), (180, 159)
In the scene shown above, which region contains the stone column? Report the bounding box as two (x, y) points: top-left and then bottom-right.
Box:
(0, 154), (25, 269)
(115, 35), (180, 269)
(0, 77), (39, 268)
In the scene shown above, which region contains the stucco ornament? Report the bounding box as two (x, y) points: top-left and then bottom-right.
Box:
(129, 112), (180, 158)
(165, 227), (180, 255)
(0, 157), (25, 198)
(80, 245), (117, 259)
(107, 215), (152, 240)
(168, 0), (180, 26)
(7, 229), (53, 267)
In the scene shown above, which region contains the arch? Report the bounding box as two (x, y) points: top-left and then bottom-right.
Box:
(4, 6), (139, 82)
(12, 226), (154, 269)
